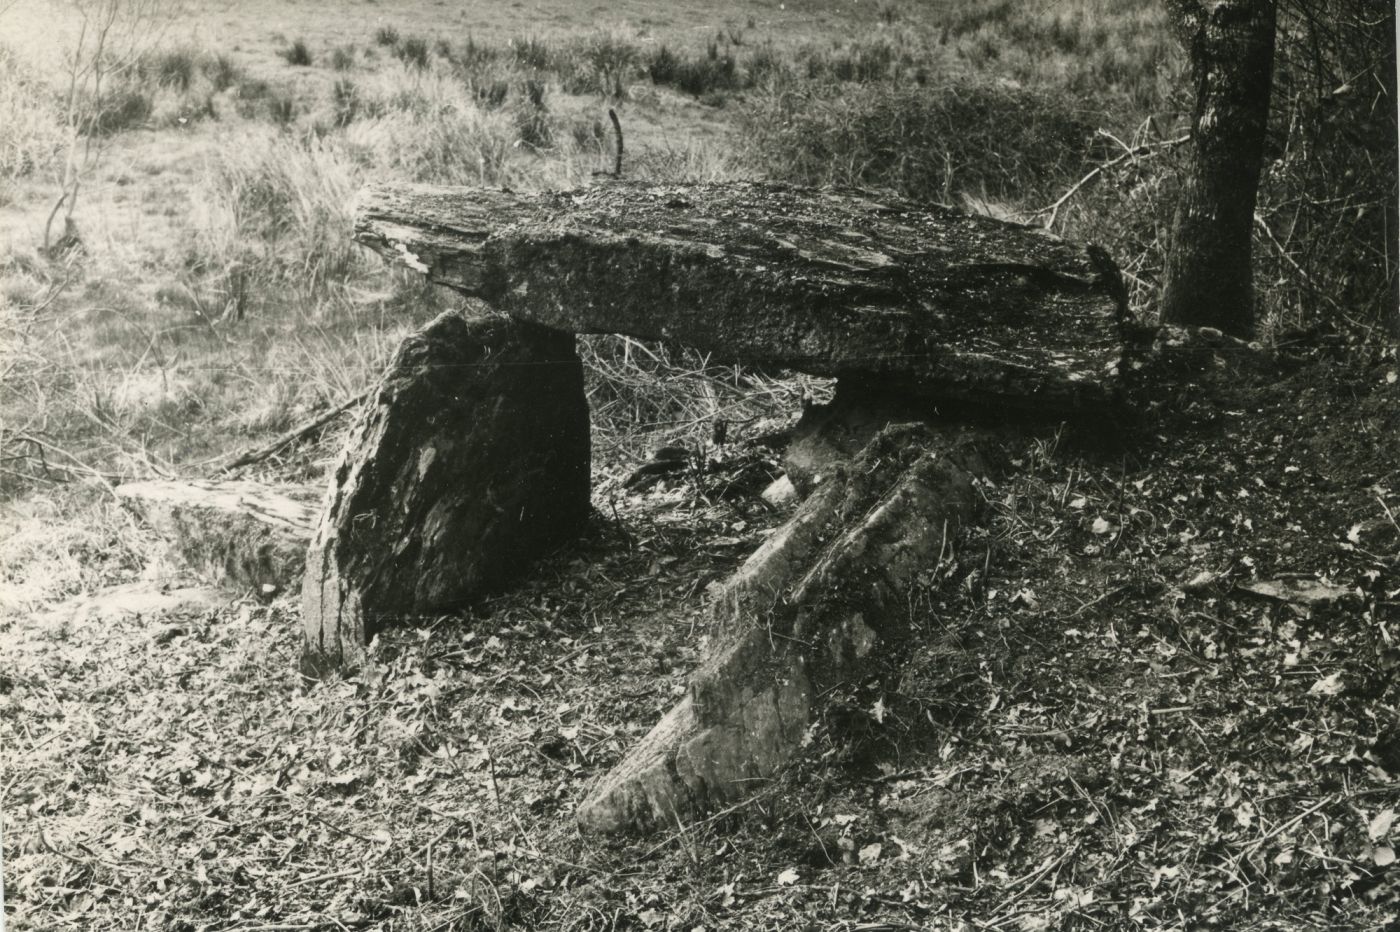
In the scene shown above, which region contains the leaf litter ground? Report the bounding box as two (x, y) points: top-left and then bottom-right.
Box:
(2, 349), (1398, 931)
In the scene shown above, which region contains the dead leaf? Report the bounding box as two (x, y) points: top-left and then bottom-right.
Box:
(890, 834), (921, 857)
(1308, 672), (1345, 697)
(1151, 865), (1180, 890)
(1011, 587), (1039, 609)
(1369, 809), (1395, 842)
(1183, 570), (1215, 591)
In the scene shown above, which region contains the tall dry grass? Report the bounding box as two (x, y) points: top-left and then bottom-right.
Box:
(182, 59), (591, 313)
(2, 1), (1392, 509)
(186, 132), (365, 307)
(0, 46), (65, 205)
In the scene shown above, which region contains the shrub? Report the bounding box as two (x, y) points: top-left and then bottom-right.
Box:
(100, 46), (244, 130)
(937, 1), (1177, 115)
(938, 0), (1019, 37)
(331, 78), (361, 126)
(745, 43), (784, 87)
(0, 48), (64, 189)
(1254, 0), (1397, 337)
(514, 77), (552, 149)
(144, 46), (198, 91)
(329, 44), (357, 71)
(267, 89), (297, 125)
(88, 85), (153, 134)
(444, 35), (500, 77)
(647, 45), (740, 98)
(341, 99), (520, 186)
(510, 36), (552, 71)
(646, 45), (680, 85)
(475, 79), (509, 110)
(681, 53), (739, 97)
(280, 39), (313, 66)
(570, 115), (606, 150)
(375, 25), (400, 47)
(187, 131), (363, 301)
(236, 77), (272, 101)
(803, 38), (903, 83)
(744, 80), (1094, 205)
(395, 36), (430, 71)
(560, 32), (638, 98)
(203, 53), (242, 91)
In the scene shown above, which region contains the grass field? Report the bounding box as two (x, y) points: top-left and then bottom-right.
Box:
(0, 0), (1206, 523)
(1, 1), (1397, 930)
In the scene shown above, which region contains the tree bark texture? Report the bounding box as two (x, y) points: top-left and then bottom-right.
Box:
(576, 416), (986, 834)
(115, 479), (317, 593)
(302, 311), (590, 671)
(354, 181), (1129, 414)
(1161, 0), (1277, 337)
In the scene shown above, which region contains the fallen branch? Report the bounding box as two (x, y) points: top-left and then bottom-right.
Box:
(1035, 133), (1190, 230)
(215, 390), (370, 477)
(610, 107), (623, 177)
(1252, 212), (1342, 313)
(591, 108), (624, 178)
(7, 433), (124, 498)
(42, 190), (69, 255)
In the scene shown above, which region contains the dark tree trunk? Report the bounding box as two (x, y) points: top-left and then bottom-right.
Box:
(1161, 0), (1277, 338)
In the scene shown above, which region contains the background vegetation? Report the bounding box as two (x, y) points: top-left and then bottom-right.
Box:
(2, 0), (1394, 513)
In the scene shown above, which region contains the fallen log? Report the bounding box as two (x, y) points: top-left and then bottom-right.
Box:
(115, 479), (317, 593)
(354, 181), (1129, 413)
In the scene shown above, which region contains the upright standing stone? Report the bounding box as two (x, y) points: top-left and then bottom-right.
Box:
(577, 415), (985, 834)
(302, 310), (590, 671)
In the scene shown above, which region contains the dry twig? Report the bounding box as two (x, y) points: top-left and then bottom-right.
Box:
(215, 390), (370, 476)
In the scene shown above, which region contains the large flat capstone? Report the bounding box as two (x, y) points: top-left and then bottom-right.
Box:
(355, 181), (1129, 413)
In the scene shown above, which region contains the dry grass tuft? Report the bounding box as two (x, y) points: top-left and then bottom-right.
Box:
(280, 37), (314, 67)
(0, 47), (65, 202)
(186, 130), (365, 304)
